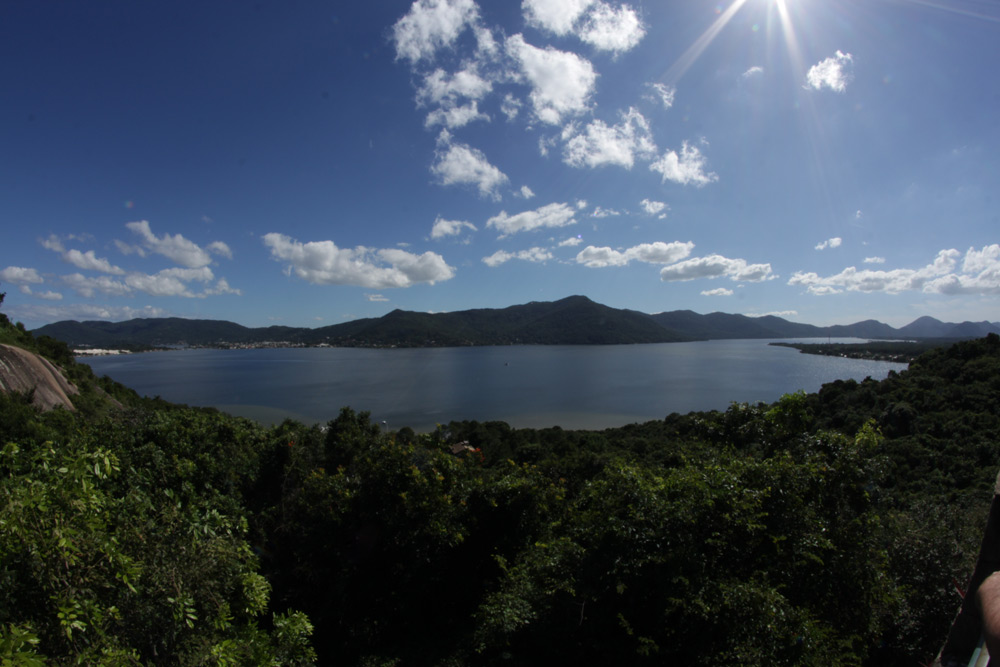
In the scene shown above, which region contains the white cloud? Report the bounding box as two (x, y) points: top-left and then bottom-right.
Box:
(40, 234), (65, 253)
(518, 185), (535, 199)
(576, 241), (694, 268)
(392, 0), (479, 63)
(701, 287), (733, 296)
(62, 273), (131, 298)
(864, 256), (886, 264)
(577, 1), (645, 53)
(1, 266), (44, 284)
(125, 220), (221, 268)
(114, 239), (146, 257)
(645, 82), (675, 109)
(742, 66), (764, 78)
(563, 107), (656, 169)
(417, 66), (493, 106)
(431, 216), (478, 239)
(649, 141), (718, 187)
(486, 202), (577, 236)
(591, 206), (620, 218)
(425, 101), (490, 128)
(506, 34), (597, 125)
(366, 293), (390, 302)
(124, 267), (214, 298)
(19, 285), (63, 300)
(501, 93), (522, 121)
(207, 241), (233, 259)
(263, 233), (455, 288)
(522, 0), (644, 54)
(60, 266), (239, 299)
(815, 237), (842, 251)
(8, 303), (171, 324)
(640, 198), (667, 216)
(805, 50), (854, 93)
(482, 247), (554, 267)
(788, 248), (970, 295)
(559, 236), (583, 247)
(747, 310), (799, 318)
(63, 249), (125, 275)
(431, 131), (509, 199)
(522, 0), (595, 36)
(659, 254), (774, 282)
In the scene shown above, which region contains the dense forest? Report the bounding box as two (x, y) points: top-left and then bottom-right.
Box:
(4, 292), (1000, 664)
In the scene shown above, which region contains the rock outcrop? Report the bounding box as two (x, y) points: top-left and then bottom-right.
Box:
(0, 344), (79, 411)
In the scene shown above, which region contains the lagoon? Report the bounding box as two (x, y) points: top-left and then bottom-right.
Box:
(82, 339), (908, 431)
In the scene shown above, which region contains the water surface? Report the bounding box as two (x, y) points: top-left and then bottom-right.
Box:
(83, 340), (907, 431)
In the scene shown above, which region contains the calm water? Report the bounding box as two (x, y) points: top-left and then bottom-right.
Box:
(82, 340), (908, 431)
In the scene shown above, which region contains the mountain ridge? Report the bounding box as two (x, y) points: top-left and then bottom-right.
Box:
(32, 295), (1000, 349)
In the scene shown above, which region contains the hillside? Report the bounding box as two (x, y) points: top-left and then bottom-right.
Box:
(31, 295), (1000, 349)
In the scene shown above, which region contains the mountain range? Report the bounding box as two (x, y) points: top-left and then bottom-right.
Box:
(31, 295), (1000, 349)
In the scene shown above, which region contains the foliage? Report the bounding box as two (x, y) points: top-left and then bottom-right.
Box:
(5, 294), (1000, 665)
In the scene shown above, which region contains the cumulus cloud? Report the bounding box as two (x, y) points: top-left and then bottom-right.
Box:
(518, 185), (535, 199)
(659, 254), (774, 282)
(506, 34), (597, 125)
(125, 220), (225, 268)
(576, 2), (645, 53)
(788, 248), (976, 295)
(431, 216), (477, 239)
(425, 101), (490, 128)
(645, 82), (675, 109)
(591, 206), (620, 218)
(392, 0), (479, 63)
(431, 131), (509, 199)
(523, 0), (595, 35)
(701, 287), (733, 296)
(62, 249), (125, 275)
(562, 107), (656, 169)
(649, 141), (718, 186)
(62, 273), (131, 298)
(576, 241), (694, 268)
(640, 198), (668, 217)
(522, 0), (645, 54)
(0, 266), (44, 284)
(207, 241), (233, 259)
(418, 66), (493, 106)
(805, 51), (854, 92)
(61, 266), (240, 299)
(815, 237), (842, 251)
(864, 256), (886, 264)
(486, 202), (577, 237)
(501, 93), (522, 120)
(263, 233), (455, 288)
(482, 247), (554, 267)
(366, 293), (390, 302)
(559, 236), (583, 247)
(40, 236), (127, 274)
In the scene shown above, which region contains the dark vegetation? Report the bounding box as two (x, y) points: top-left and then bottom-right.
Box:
(4, 286), (1000, 664)
(771, 340), (961, 363)
(32, 294), (1000, 349)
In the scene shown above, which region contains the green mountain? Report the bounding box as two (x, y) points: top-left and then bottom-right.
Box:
(32, 295), (1000, 349)
(35, 296), (690, 348)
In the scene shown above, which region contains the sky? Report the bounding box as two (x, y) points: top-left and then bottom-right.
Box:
(2, 0), (999, 330)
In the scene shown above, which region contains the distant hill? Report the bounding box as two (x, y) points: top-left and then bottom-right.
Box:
(32, 295), (1000, 349)
(35, 296), (689, 348)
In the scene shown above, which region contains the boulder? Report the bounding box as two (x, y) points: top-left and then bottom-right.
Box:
(0, 343), (79, 411)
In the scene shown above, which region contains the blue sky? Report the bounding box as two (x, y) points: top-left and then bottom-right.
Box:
(2, 0), (999, 330)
